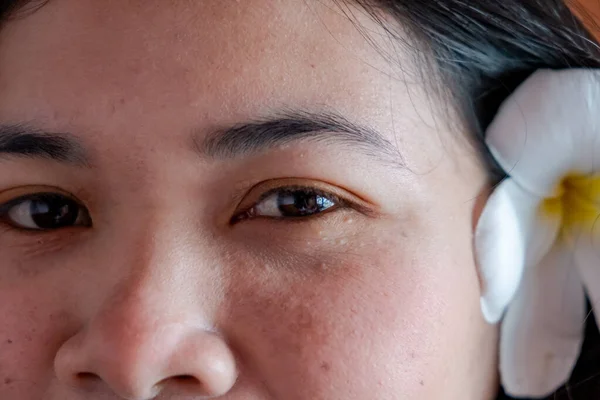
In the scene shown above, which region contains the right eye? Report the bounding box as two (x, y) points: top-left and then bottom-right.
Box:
(0, 192), (92, 231)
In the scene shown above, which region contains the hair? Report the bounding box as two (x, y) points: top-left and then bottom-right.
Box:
(0, 0), (599, 398)
(331, 0), (600, 182)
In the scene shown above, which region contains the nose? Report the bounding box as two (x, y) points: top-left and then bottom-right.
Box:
(54, 303), (237, 399)
(55, 298), (237, 399)
(53, 233), (237, 399)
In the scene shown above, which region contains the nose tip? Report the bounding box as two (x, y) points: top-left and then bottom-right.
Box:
(54, 325), (237, 399)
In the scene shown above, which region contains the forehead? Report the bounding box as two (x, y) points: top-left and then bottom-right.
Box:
(0, 0), (418, 118)
(0, 0), (448, 179)
(0, 0), (406, 108)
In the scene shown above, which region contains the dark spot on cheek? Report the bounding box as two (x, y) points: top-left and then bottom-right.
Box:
(320, 361), (331, 372)
(6, 339), (12, 344)
(4, 377), (13, 385)
(420, 380), (424, 386)
(296, 307), (313, 330)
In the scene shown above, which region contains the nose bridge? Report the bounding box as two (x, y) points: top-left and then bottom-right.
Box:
(100, 208), (224, 332)
(53, 206), (236, 398)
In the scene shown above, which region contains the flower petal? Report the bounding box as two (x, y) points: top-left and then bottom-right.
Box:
(486, 69), (600, 198)
(476, 178), (557, 323)
(501, 242), (586, 398)
(572, 229), (600, 330)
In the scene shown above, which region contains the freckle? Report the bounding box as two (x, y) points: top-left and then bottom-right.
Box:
(310, 64), (316, 69)
(297, 308), (313, 329)
(6, 339), (12, 344)
(320, 361), (331, 371)
(420, 380), (424, 386)
(4, 377), (12, 385)
(410, 352), (416, 359)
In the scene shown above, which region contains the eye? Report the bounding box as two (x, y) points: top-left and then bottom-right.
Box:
(232, 178), (376, 224)
(0, 192), (91, 231)
(233, 184), (348, 223)
(254, 187), (339, 218)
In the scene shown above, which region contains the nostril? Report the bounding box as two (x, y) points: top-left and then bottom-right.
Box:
(76, 372), (98, 380)
(172, 375), (200, 384)
(154, 375), (205, 396)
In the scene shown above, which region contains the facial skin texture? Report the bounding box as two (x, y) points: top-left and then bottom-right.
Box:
(0, 1), (498, 399)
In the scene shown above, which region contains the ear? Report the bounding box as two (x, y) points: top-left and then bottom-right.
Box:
(474, 179), (527, 323)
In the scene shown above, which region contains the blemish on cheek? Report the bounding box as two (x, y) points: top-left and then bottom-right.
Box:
(320, 361), (331, 372)
(316, 262), (331, 272)
(4, 377), (13, 385)
(6, 339), (12, 344)
(295, 307), (313, 330)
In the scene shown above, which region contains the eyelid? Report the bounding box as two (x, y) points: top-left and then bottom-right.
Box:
(234, 178), (375, 216)
(0, 185), (79, 205)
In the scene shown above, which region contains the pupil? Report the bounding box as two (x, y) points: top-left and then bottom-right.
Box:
(30, 195), (79, 229)
(277, 190), (331, 217)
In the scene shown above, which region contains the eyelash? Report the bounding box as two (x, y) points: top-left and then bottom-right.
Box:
(231, 185), (350, 224)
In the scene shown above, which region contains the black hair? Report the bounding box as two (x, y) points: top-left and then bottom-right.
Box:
(335, 0), (600, 182)
(0, 0), (599, 398)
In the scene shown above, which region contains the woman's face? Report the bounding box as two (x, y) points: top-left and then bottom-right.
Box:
(0, 1), (498, 399)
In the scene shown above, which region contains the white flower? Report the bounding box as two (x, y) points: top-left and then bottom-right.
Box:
(475, 69), (600, 398)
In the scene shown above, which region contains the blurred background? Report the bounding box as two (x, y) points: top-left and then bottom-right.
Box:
(577, 0), (600, 35)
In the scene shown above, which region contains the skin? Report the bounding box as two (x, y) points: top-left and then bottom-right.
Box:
(0, 1), (498, 399)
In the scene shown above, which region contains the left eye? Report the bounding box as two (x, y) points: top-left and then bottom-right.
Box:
(0, 193), (91, 231)
(246, 188), (339, 219)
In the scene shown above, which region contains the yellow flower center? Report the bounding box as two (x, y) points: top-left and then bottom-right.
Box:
(541, 173), (600, 239)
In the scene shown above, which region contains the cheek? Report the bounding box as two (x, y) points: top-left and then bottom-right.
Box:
(0, 284), (74, 395)
(222, 227), (482, 399)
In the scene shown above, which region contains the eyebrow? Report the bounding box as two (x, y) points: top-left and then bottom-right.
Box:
(0, 124), (90, 166)
(0, 111), (404, 168)
(198, 110), (404, 167)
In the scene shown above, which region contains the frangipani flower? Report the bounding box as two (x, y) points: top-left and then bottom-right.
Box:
(475, 69), (600, 398)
